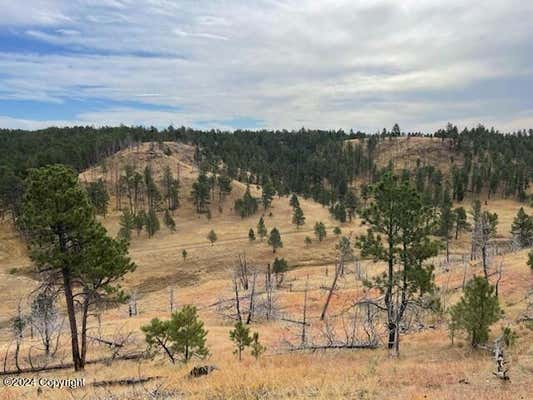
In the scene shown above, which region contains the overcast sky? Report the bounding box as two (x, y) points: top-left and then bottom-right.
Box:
(0, 0), (532, 132)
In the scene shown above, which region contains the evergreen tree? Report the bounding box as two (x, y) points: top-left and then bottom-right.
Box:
(164, 209), (176, 232)
(251, 332), (266, 360)
(118, 209), (135, 241)
(261, 180), (276, 210)
(134, 210), (146, 236)
(333, 226), (342, 236)
(248, 228), (256, 242)
(528, 250), (533, 270)
(191, 174), (211, 213)
(145, 208), (160, 238)
(142, 305), (208, 363)
(314, 221), (327, 242)
(144, 166), (162, 211)
(162, 166), (180, 211)
(207, 229), (217, 245)
(182, 249), (187, 261)
(511, 207), (533, 247)
(292, 205), (305, 228)
(345, 190), (359, 221)
(229, 321), (252, 361)
(356, 172), (439, 356)
(272, 257), (289, 287)
(304, 236), (312, 246)
(268, 228), (283, 253)
(453, 207), (470, 239)
(21, 165), (135, 371)
(86, 179), (109, 216)
(235, 185), (258, 218)
(329, 202), (347, 222)
(289, 193), (300, 209)
(257, 216), (267, 241)
(438, 188), (455, 262)
(449, 276), (501, 347)
(217, 174), (232, 204)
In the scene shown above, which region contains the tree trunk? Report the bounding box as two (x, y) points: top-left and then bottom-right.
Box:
(62, 269), (82, 371)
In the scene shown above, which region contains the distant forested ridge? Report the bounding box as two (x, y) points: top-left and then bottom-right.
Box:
(1, 124), (533, 222)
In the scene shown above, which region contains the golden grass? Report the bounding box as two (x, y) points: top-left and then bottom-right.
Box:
(1, 141), (532, 399)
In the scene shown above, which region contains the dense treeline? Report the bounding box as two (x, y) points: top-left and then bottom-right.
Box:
(1, 124), (533, 223)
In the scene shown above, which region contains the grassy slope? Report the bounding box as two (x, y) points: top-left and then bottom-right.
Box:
(0, 139), (532, 399)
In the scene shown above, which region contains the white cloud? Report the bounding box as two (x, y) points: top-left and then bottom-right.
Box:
(0, 0), (532, 131)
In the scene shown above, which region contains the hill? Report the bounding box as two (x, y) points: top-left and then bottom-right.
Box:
(0, 137), (531, 400)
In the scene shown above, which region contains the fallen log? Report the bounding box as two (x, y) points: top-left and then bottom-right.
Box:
(287, 343), (378, 352)
(88, 335), (124, 348)
(93, 375), (162, 387)
(0, 352), (144, 376)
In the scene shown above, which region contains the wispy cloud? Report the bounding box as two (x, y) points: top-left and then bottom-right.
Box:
(0, 0), (532, 131)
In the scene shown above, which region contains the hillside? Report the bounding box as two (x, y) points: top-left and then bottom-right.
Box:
(0, 139), (531, 400)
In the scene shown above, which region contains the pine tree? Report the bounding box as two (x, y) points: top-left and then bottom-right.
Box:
(314, 221), (327, 242)
(142, 305), (208, 363)
(235, 185), (258, 218)
(191, 174), (211, 213)
(162, 166), (180, 210)
(449, 276), (501, 347)
(86, 179), (110, 216)
(345, 190), (358, 221)
(21, 165), (136, 371)
(257, 216), (267, 241)
(528, 250), (533, 270)
(356, 172), (439, 356)
(333, 226), (342, 236)
(164, 210), (176, 232)
(145, 208), (160, 238)
(438, 188), (455, 263)
(144, 166), (162, 210)
(304, 236), (312, 246)
(251, 332), (266, 360)
(229, 321), (252, 361)
(217, 175), (232, 204)
(292, 205), (305, 228)
(207, 229), (217, 246)
(453, 207), (470, 239)
(289, 193), (300, 209)
(272, 257), (288, 287)
(268, 227), (283, 253)
(134, 210), (146, 236)
(118, 209), (135, 241)
(248, 228), (256, 241)
(511, 207), (533, 248)
(261, 180), (276, 210)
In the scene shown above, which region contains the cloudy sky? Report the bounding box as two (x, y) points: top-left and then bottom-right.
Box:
(0, 0), (532, 132)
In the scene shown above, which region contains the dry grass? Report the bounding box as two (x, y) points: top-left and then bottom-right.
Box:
(0, 140), (532, 399)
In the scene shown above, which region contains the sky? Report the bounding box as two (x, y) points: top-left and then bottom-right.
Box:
(0, 0), (532, 132)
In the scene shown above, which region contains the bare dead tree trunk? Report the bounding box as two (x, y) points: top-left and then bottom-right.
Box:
(246, 273), (257, 324)
(321, 262), (340, 321)
(233, 276), (242, 322)
(301, 275), (309, 347)
(169, 287), (174, 314)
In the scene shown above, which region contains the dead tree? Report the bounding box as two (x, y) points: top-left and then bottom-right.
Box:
(493, 335), (510, 381)
(236, 254), (249, 290)
(233, 275), (242, 322)
(246, 273), (257, 324)
(169, 287), (175, 314)
(301, 275), (309, 347)
(129, 290), (138, 317)
(12, 302), (25, 372)
(30, 287), (60, 357)
(320, 262), (340, 320)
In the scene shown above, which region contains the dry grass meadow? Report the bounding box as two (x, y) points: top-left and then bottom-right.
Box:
(0, 139), (531, 399)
